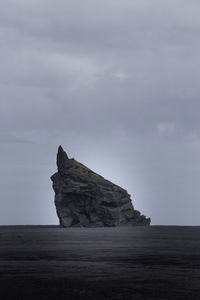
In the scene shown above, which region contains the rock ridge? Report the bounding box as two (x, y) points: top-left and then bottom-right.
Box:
(51, 146), (151, 227)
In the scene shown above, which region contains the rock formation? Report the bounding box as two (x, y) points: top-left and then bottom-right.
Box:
(51, 146), (151, 227)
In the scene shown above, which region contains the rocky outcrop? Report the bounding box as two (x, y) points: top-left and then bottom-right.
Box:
(51, 146), (151, 227)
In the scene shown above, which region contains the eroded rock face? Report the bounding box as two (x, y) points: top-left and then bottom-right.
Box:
(51, 146), (151, 227)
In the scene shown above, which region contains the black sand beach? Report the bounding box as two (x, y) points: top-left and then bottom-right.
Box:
(0, 226), (200, 299)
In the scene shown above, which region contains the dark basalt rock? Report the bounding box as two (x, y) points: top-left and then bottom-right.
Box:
(51, 146), (151, 227)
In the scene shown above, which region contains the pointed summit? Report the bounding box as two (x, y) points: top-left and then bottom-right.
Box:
(58, 145), (64, 152)
(57, 145), (68, 158)
(57, 145), (70, 174)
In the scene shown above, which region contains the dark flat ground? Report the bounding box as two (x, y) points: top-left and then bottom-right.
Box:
(0, 226), (200, 300)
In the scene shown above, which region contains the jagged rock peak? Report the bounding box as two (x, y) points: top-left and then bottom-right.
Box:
(57, 145), (70, 174)
(51, 146), (151, 227)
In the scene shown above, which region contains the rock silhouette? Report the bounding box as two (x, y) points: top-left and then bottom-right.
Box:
(51, 146), (151, 227)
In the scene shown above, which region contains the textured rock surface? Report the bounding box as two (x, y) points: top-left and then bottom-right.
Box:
(51, 146), (151, 227)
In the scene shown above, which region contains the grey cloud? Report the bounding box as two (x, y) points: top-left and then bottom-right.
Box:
(0, 134), (31, 144)
(0, 0), (200, 225)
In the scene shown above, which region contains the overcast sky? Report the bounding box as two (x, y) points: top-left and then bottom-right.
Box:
(1, 0), (200, 225)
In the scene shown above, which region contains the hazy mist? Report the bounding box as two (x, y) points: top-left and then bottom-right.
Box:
(1, 0), (200, 225)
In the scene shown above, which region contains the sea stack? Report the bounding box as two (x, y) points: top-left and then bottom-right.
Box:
(51, 146), (151, 227)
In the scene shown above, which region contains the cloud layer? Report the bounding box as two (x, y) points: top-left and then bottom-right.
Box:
(1, 0), (200, 224)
